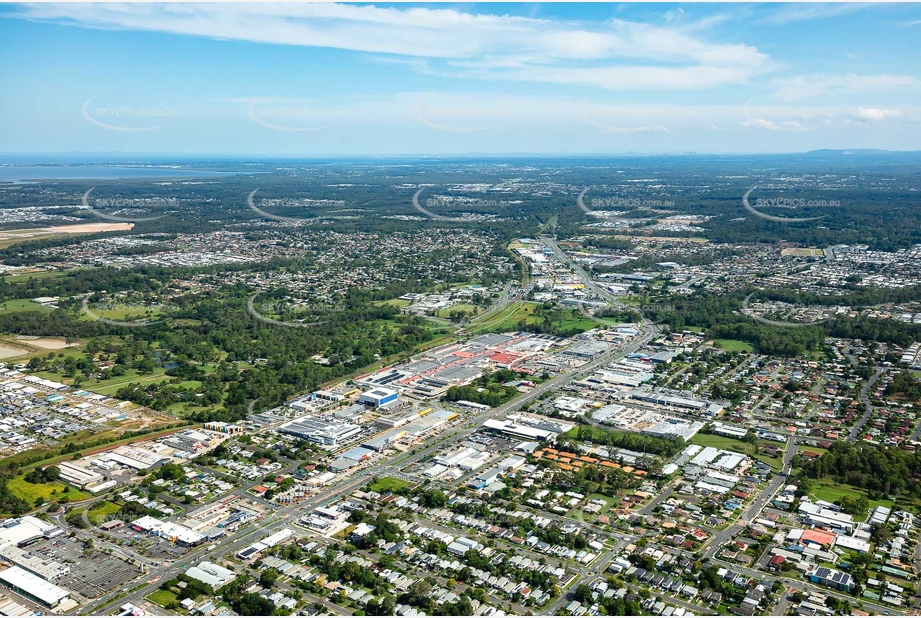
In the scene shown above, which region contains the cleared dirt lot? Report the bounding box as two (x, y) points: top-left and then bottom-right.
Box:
(0, 344), (28, 359)
(14, 335), (77, 349)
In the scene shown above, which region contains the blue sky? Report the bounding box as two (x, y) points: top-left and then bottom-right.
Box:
(2, 2), (920, 155)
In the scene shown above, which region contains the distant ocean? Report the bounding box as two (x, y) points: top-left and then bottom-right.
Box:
(0, 166), (238, 183)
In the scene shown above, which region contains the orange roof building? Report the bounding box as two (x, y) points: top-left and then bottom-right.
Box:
(801, 529), (836, 547)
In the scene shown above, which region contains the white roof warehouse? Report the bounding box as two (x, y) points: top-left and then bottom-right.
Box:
(0, 565), (71, 608)
(185, 561), (237, 588)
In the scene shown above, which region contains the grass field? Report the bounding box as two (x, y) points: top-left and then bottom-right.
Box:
(367, 476), (413, 493)
(88, 501), (121, 525)
(797, 445), (828, 457)
(16, 342), (86, 365)
(0, 298), (54, 315)
(0, 424), (191, 474)
(81, 305), (165, 321)
(712, 339), (754, 352)
(690, 433), (752, 452)
(470, 301), (600, 334)
(587, 493), (618, 513)
(147, 589), (179, 610)
(0, 233), (69, 250)
(88, 368), (171, 396)
(810, 480), (894, 520)
(437, 303), (480, 318)
(468, 301), (535, 332)
(3, 269), (68, 283)
(376, 298), (411, 308)
(690, 433), (783, 469)
(6, 475), (91, 506)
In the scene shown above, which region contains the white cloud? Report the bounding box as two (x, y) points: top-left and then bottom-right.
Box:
(853, 107), (904, 121)
(740, 118), (807, 131)
(760, 3), (873, 25)
(11, 3), (772, 91)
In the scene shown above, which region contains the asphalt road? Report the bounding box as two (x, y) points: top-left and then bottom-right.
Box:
(711, 557), (895, 616)
(540, 236), (622, 306)
(86, 322), (657, 615)
(702, 436), (797, 561)
(848, 366), (887, 442)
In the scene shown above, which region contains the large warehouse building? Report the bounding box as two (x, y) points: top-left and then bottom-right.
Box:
(57, 461), (104, 489)
(358, 387), (399, 408)
(0, 566), (71, 608)
(0, 517), (64, 548)
(185, 561), (237, 588)
(278, 417), (361, 446)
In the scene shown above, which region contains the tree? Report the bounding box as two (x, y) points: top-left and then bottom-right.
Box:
(367, 594), (396, 616)
(573, 584), (594, 604)
(234, 593), (274, 616)
(259, 569), (278, 588)
(870, 522), (891, 544)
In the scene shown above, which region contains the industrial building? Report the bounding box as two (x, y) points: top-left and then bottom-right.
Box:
(622, 389), (724, 416)
(0, 594), (32, 616)
(0, 517), (64, 548)
(797, 502), (855, 534)
(358, 387), (399, 408)
(361, 429), (406, 452)
(56, 461), (104, 489)
(94, 445), (170, 471)
(203, 422), (244, 435)
(164, 429), (220, 453)
(482, 419), (554, 441)
(0, 566), (71, 608)
(0, 544), (70, 581)
(185, 561), (237, 588)
(236, 528), (294, 561)
(642, 418), (705, 442)
(329, 446), (377, 472)
(563, 341), (611, 359)
(130, 516), (205, 546)
(278, 417), (361, 446)
(402, 409), (457, 438)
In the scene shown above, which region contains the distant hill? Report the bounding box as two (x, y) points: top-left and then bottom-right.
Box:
(800, 148), (921, 157)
